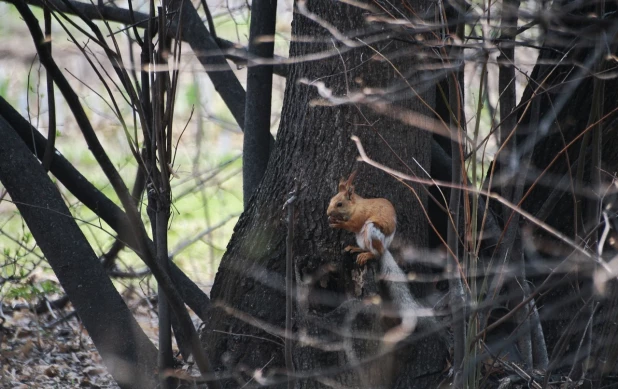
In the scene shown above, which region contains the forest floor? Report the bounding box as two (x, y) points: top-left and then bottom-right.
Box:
(1, 303), (120, 388)
(0, 287), (198, 388)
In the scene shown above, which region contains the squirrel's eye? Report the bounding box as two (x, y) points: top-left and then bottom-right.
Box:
(336, 202), (343, 207)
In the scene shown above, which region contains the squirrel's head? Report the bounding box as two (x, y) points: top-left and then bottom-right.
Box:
(326, 170), (358, 228)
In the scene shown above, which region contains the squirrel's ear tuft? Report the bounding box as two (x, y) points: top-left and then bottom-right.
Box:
(347, 184), (355, 199)
(338, 178), (346, 192)
(345, 170), (358, 188)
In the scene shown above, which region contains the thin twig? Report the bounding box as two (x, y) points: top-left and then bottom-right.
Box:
(283, 181), (299, 389)
(41, 9), (56, 172)
(351, 136), (610, 272)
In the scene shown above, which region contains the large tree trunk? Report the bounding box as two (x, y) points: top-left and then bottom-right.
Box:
(201, 0), (448, 387)
(486, 0), (618, 379)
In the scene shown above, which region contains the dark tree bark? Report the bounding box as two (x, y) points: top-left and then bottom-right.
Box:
(0, 116), (158, 389)
(485, 0), (618, 380)
(243, 0), (278, 205)
(201, 0), (448, 387)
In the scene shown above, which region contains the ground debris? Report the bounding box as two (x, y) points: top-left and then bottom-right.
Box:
(1, 306), (118, 388)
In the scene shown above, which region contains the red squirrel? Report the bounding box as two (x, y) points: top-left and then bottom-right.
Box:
(327, 170), (422, 343)
(326, 170), (397, 266)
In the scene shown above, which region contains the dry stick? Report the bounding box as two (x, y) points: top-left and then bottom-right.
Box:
(14, 0), (444, 79)
(488, 36), (617, 367)
(497, 0), (519, 148)
(40, 0), (147, 163)
(349, 136), (614, 343)
(152, 6), (173, 385)
(351, 136), (610, 271)
(487, 14), (526, 350)
(0, 97), (212, 323)
(11, 2), (221, 386)
(517, 98), (548, 372)
(542, 296), (594, 388)
(170, 214), (240, 257)
(490, 105), (618, 256)
(348, 41), (465, 250)
(284, 182), (298, 389)
(567, 302), (599, 383)
(20, 0), (289, 77)
(126, 0), (143, 47)
(42, 8), (56, 172)
(166, 3), (183, 158)
(576, 3), (606, 379)
(167, 0), (242, 130)
(500, 360), (543, 389)
(11, 295), (71, 314)
(165, 3), (186, 363)
(55, 0), (148, 134)
(447, 13), (466, 383)
(198, 0), (216, 39)
(50, 0), (170, 165)
(101, 167), (146, 270)
(495, 0), (535, 370)
(481, 45), (588, 263)
(525, 255), (549, 370)
(43, 6), (140, 156)
(511, 27), (618, 219)
(496, 0), (539, 360)
(219, 302), (447, 387)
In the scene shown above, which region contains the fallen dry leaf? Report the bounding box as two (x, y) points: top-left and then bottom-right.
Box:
(44, 365), (59, 377)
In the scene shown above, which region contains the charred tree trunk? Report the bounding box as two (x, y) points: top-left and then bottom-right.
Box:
(201, 0), (448, 387)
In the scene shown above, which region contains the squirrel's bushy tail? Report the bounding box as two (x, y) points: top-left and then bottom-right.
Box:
(380, 250), (422, 345)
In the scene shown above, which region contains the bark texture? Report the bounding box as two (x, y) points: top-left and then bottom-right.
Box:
(201, 0), (448, 387)
(487, 0), (618, 377)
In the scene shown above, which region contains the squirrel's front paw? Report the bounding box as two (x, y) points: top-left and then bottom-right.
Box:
(356, 252), (375, 266)
(344, 245), (362, 253)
